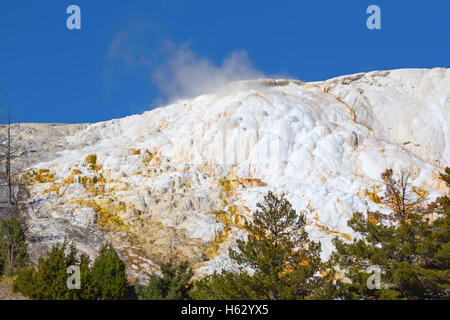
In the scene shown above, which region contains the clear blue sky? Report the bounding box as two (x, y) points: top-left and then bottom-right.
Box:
(0, 0), (449, 124)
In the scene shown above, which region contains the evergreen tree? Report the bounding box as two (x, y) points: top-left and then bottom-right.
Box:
(13, 242), (128, 300)
(331, 168), (450, 299)
(136, 260), (194, 300)
(13, 242), (79, 299)
(191, 191), (337, 300)
(88, 244), (128, 300)
(78, 253), (94, 299)
(0, 217), (28, 275)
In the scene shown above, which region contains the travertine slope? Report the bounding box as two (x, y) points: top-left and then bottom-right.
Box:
(18, 68), (450, 282)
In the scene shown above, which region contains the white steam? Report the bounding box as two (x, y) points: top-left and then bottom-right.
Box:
(151, 43), (265, 102)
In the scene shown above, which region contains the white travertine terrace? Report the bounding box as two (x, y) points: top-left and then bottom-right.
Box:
(25, 68), (449, 279)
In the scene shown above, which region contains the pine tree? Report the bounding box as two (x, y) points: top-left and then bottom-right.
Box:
(331, 168), (450, 299)
(191, 191), (337, 300)
(88, 244), (128, 300)
(13, 242), (78, 299)
(0, 217), (28, 275)
(13, 242), (128, 300)
(136, 260), (194, 300)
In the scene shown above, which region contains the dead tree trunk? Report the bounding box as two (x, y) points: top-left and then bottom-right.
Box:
(2, 105), (20, 206)
(6, 105), (12, 204)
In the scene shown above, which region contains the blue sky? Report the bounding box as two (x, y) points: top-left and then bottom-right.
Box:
(0, 0), (449, 124)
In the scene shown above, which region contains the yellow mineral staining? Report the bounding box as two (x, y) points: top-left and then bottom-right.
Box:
(234, 204), (251, 221)
(42, 167), (106, 196)
(304, 84), (356, 123)
(244, 93), (273, 106)
(219, 172), (267, 194)
(85, 154), (98, 170)
(227, 165), (268, 189)
(142, 150), (154, 165)
(219, 178), (238, 193)
(340, 233), (353, 242)
(148, 220), (164, 228)
(314, 222), (353, 241)
(152, 157), (162, 167)
(29, 169), (56, 183)
(107, 181), (130, 192)
(300, 83), (358, 122)
(43, 168), (91, 195)
(63, 169), (83, 184)
(365, 186), (382, 204)
(74, 175), (106, 195)
(205, 206), (248, 260)
(78, 199), (126, 230)
(217, 111), (228, 119)
(232, 212), (247, 225)
(412, 186), (429, 199)
(77, 175), (96, 185)
(220, 207), (247, 227)
(305, 201), (352, 241)
(130, 149), (141, 155)
(332, 94), (356, 123)
(43, 183), (64, 195)
(205, 225), (232, 260)
(227, 205), (237, 216)
(303, 202), (316, 226)
(158, 121), (169, 131)
(236, 178), (268, 188)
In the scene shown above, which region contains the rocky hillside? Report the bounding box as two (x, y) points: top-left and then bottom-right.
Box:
(11, 68), (450, 284)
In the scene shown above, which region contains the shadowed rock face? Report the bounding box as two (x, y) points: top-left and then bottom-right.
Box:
(0, 123), (88, 219)
(5, 68), (450, 284)
(0, 123), (88, 173)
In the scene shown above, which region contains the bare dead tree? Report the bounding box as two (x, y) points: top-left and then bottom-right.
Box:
(369, 168), (429, 222)
(6, 106), (12, 203)
(6, 106), (20, 204)
(0, 105), (21, 205)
